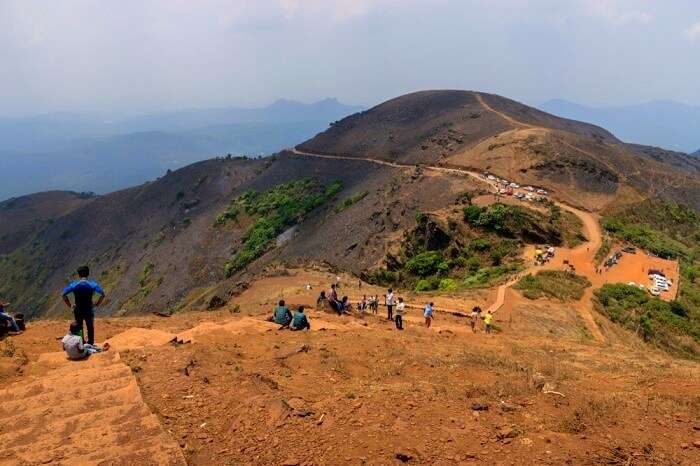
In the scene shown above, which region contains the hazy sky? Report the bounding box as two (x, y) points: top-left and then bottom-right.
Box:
(2, 0), (699, 116)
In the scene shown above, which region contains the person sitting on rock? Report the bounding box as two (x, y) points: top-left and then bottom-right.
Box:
(62, 321), (109, 360)
(272, 299), (293, 329)
(0, 299), (21, 334)
(328, 284), (343, 314)
(290, 305), (311, 331)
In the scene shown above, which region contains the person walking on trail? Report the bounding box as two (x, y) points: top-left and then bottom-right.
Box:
(62, 265), (105, 345)
(62, 321), (109, 360)
(385, 288), (395, 321)
(0, 299), (21, 334)
(290, 306), (311, 331)
(272, 300), (293, 328)
(424, 302), (434, 328)
(484, 309), (494, 334)
(470, 306), (481, 333)
(395, 297), (406, 330)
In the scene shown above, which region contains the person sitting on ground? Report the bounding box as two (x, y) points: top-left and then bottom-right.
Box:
(316, 290), (327, 307)
(484, 309), (494, 334)
(470, 306), (481, 333)
(328, 284), (343, 314)
(424, 302), (434, 328)
(0, 300), (21, 334)
(62, 321), (109, 360)
(339, 296), (350, 314)
(290, 305), (311, 331)
(61, 265), (105, 345)
(272, 299), (293, 329)
(395, 297), (406, 330)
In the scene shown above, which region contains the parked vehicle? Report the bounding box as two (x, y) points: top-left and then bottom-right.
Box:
(622, 246), (637, 254)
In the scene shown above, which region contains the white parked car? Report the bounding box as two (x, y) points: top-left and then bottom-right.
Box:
(487, 175), (496, 180)
(525, 186), (534, 192)
(536, 189), (548, 195)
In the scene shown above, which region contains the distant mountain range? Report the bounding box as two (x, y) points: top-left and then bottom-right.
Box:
(0, 98), (363, 200)
(540, 99), (700, 154)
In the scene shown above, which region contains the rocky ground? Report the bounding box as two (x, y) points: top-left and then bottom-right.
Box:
(2, 269), (699, 465)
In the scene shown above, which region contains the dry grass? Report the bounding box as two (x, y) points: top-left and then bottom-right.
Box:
(556, 393), (627, 433)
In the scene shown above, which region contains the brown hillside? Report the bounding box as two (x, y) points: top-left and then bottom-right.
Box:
(0, 191), (94, 254)
(299, 90), (700, 211)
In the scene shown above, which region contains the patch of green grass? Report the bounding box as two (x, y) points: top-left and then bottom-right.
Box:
(223, 178), (342, 276)
(515, 270), (591, 301)
(334, 191), (368, 213)
(462, 264), (522, 289)
(594, 236), (612, 265)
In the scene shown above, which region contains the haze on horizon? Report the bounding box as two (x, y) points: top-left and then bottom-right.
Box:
(2, 0), (700, 117)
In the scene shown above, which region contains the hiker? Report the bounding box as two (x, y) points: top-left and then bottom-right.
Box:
(328, 284), (343, 314)
(424, 302), (434, 328)
(359, 295), (368, 315)
(484, 309), (494, 334)
(316, 290), (327, 307)
(470, 306), (481, 333)
(385, 288), (395, 320)
(272, 299), (293, 329)
(61, 265), (105, 345)
(62, 321), (109, 360)
(0, 300), (20, 333)
(290, 306), (311, 331)
(395, 297), (405, 330)
(340, 296), (350, 314)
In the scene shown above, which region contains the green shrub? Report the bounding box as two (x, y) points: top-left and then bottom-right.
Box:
(463, 205), (485, 224)
(415, 278), (438, 292)
(223, 178), (342, 276)
(438, 278), (458, 291)
(334, 191), (368, 213)
(405, 251), (444, 277)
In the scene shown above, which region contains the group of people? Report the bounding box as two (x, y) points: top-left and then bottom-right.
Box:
(270, 300), (311, 331)
(318, 284), (496, 333)
(60, 265), (109, 360)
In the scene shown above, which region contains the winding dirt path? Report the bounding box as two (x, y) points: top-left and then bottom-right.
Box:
(289, 147), (606, 342)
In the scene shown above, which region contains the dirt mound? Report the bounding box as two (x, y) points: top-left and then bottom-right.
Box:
(106, 327), (177, 350)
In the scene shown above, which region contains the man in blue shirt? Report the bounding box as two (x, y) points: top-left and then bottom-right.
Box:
(62, 265), (105, 345)
(0, 299), (20, 333)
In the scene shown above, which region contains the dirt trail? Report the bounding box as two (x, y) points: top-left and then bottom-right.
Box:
(474, 92), (535, 129)
(0, 338), (186, 465)
(290, 147), (608, 341)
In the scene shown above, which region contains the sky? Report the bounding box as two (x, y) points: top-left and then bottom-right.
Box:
(1, 0), (700, 116)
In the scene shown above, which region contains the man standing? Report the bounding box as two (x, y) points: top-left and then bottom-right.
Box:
(424, 302), (434, 328)
(385, 288), (395, 321)
(62, 265), (105, 345)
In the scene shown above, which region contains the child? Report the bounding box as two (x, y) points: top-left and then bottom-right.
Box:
(469, 306), (481, 333)
(424, 302), (434, 328)
(395, 297), (405, 330)
(62, 322), (109, 360)
(290, 306), (311, 331)
(484, 310), (494, 334)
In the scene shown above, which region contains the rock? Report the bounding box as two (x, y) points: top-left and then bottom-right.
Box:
(520, 437), (533, 446)
(471, 402), (489, 411)
(207, 295), (226, 310)
(531, 373), (547, 390)
(496, 426), (517, 440)
(395, 452), (413, 463)
(499, 402), (518, 412)
(282, 459), (300, 466)
(542, 382), (557, 393)
(693, 440), (700, 448)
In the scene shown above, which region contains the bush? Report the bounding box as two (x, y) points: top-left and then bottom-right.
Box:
(415, 278), (438, 292)
(405, 251), (444, 277)
(438, 278), (458, 291)
(463, 205), (485, 224)
(334, 191), (368, 213)
(223, 178), (342, 276)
